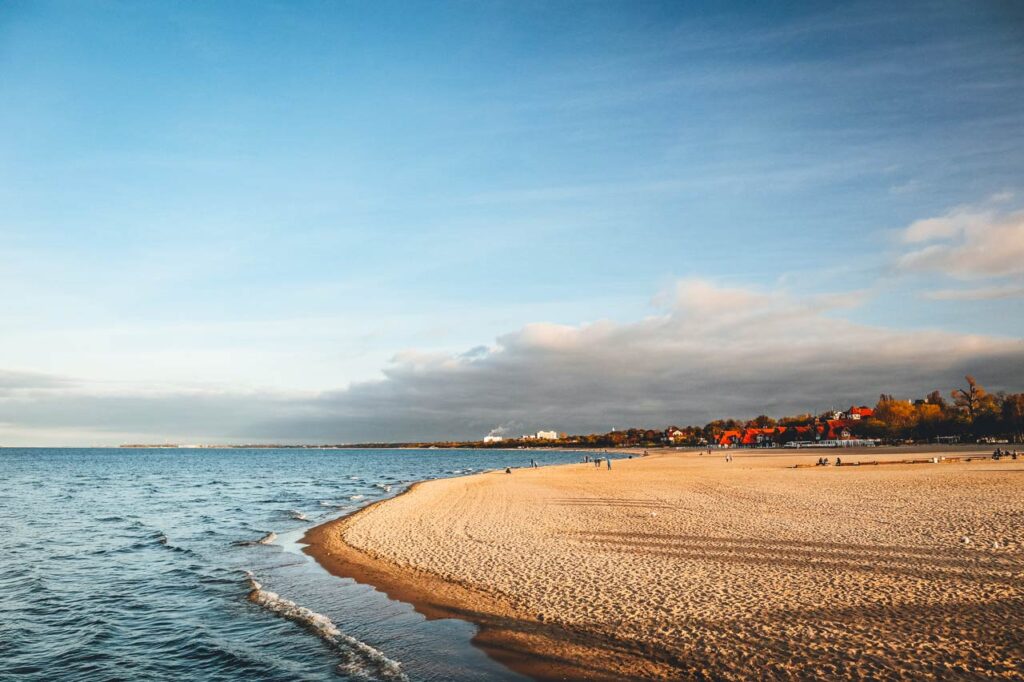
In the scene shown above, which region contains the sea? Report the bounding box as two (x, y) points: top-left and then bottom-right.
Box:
(0, 447), (593, 681)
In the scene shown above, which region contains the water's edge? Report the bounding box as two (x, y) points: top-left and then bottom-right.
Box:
(301, 463), (629, 682)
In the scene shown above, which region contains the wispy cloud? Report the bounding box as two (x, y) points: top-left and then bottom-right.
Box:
(923, 285), (1024, 301)
(897, 195), (1024, 279)
(0, 369), (73, 395)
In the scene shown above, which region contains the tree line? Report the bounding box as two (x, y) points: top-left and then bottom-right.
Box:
(468, 376), (1024, 449)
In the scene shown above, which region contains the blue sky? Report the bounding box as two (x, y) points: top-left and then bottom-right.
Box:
(1, 2), (1023, 444)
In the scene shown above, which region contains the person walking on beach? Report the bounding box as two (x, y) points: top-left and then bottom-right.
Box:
(606, 457), (612, 470)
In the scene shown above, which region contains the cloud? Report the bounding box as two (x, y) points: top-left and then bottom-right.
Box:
(2, 279), (1022, 445)
(256, 279), (1024, 442)
(0, 369), (73, 395)
(923, 285), (1024, 301)
(897, 198), (1024, 279)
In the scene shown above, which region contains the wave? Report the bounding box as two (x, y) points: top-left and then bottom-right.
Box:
(245, 571), (408, 681)
(156, 534), (196, 555)
(287, 510), (308, 521)
(372, 484), (392, 493)
(234, 531), (278, 546)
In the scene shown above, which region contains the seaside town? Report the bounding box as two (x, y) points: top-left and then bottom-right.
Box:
(473, 378), (1024, 449)
(121, 377), (1024, 451)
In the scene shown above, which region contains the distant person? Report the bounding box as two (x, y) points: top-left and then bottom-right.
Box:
(505, 467), (512, 474)
(836, 457), (842, 466)
(606, 457), (612, 470)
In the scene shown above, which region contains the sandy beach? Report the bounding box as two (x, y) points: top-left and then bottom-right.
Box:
(304, 449), (1024, 680)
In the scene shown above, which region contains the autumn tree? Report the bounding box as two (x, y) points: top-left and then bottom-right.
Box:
(873, 395), (918, 437)
(748, 414), (777, 428)
(913, 401), (946, 439)
(951, 375), (987, 422)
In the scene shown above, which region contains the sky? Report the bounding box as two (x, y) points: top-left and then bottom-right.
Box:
(1, 1), (1023, 445)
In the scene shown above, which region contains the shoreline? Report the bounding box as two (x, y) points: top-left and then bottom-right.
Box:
(302, 463), (647, 681)
(303, 448), (1024, 680)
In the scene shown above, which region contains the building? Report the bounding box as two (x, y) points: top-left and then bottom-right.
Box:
(483, 435), (503, 443)
(665, 426), (687, 443)
(716, 417), (866, 447)
(844, 406), (874, 420)
(718, 424), (825, 447)
(536, 430), (559, 440)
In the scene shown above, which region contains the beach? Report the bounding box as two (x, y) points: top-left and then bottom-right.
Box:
(305, 449), (1024, 680)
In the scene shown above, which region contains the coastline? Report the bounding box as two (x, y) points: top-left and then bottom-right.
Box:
(302, 466), (647, 681)
(303, 448), (1024, 680)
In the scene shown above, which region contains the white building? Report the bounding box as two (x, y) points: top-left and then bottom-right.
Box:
(483, 435), (503, 443)
(536, 430), (559, 440)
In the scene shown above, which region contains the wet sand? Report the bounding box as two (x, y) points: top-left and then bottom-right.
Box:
(304, 449), (1024, 680)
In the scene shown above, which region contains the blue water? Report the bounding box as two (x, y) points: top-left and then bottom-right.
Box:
(0, 448), (591, 681)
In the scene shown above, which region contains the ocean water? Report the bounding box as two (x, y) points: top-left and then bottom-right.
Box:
(0, 448), (590, 681)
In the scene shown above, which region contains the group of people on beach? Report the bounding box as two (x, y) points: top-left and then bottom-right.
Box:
(582, 454), (612, 469)
(815, 457), (841, 466)
(992, 449), (1019, 460)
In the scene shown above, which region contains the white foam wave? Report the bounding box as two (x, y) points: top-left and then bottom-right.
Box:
(288, 510), (308, 521)
(245, 571), (408, 681)
(349, 494), (365, 501)
(257, 531), (278, 545)
(372, 483), (392, 493)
